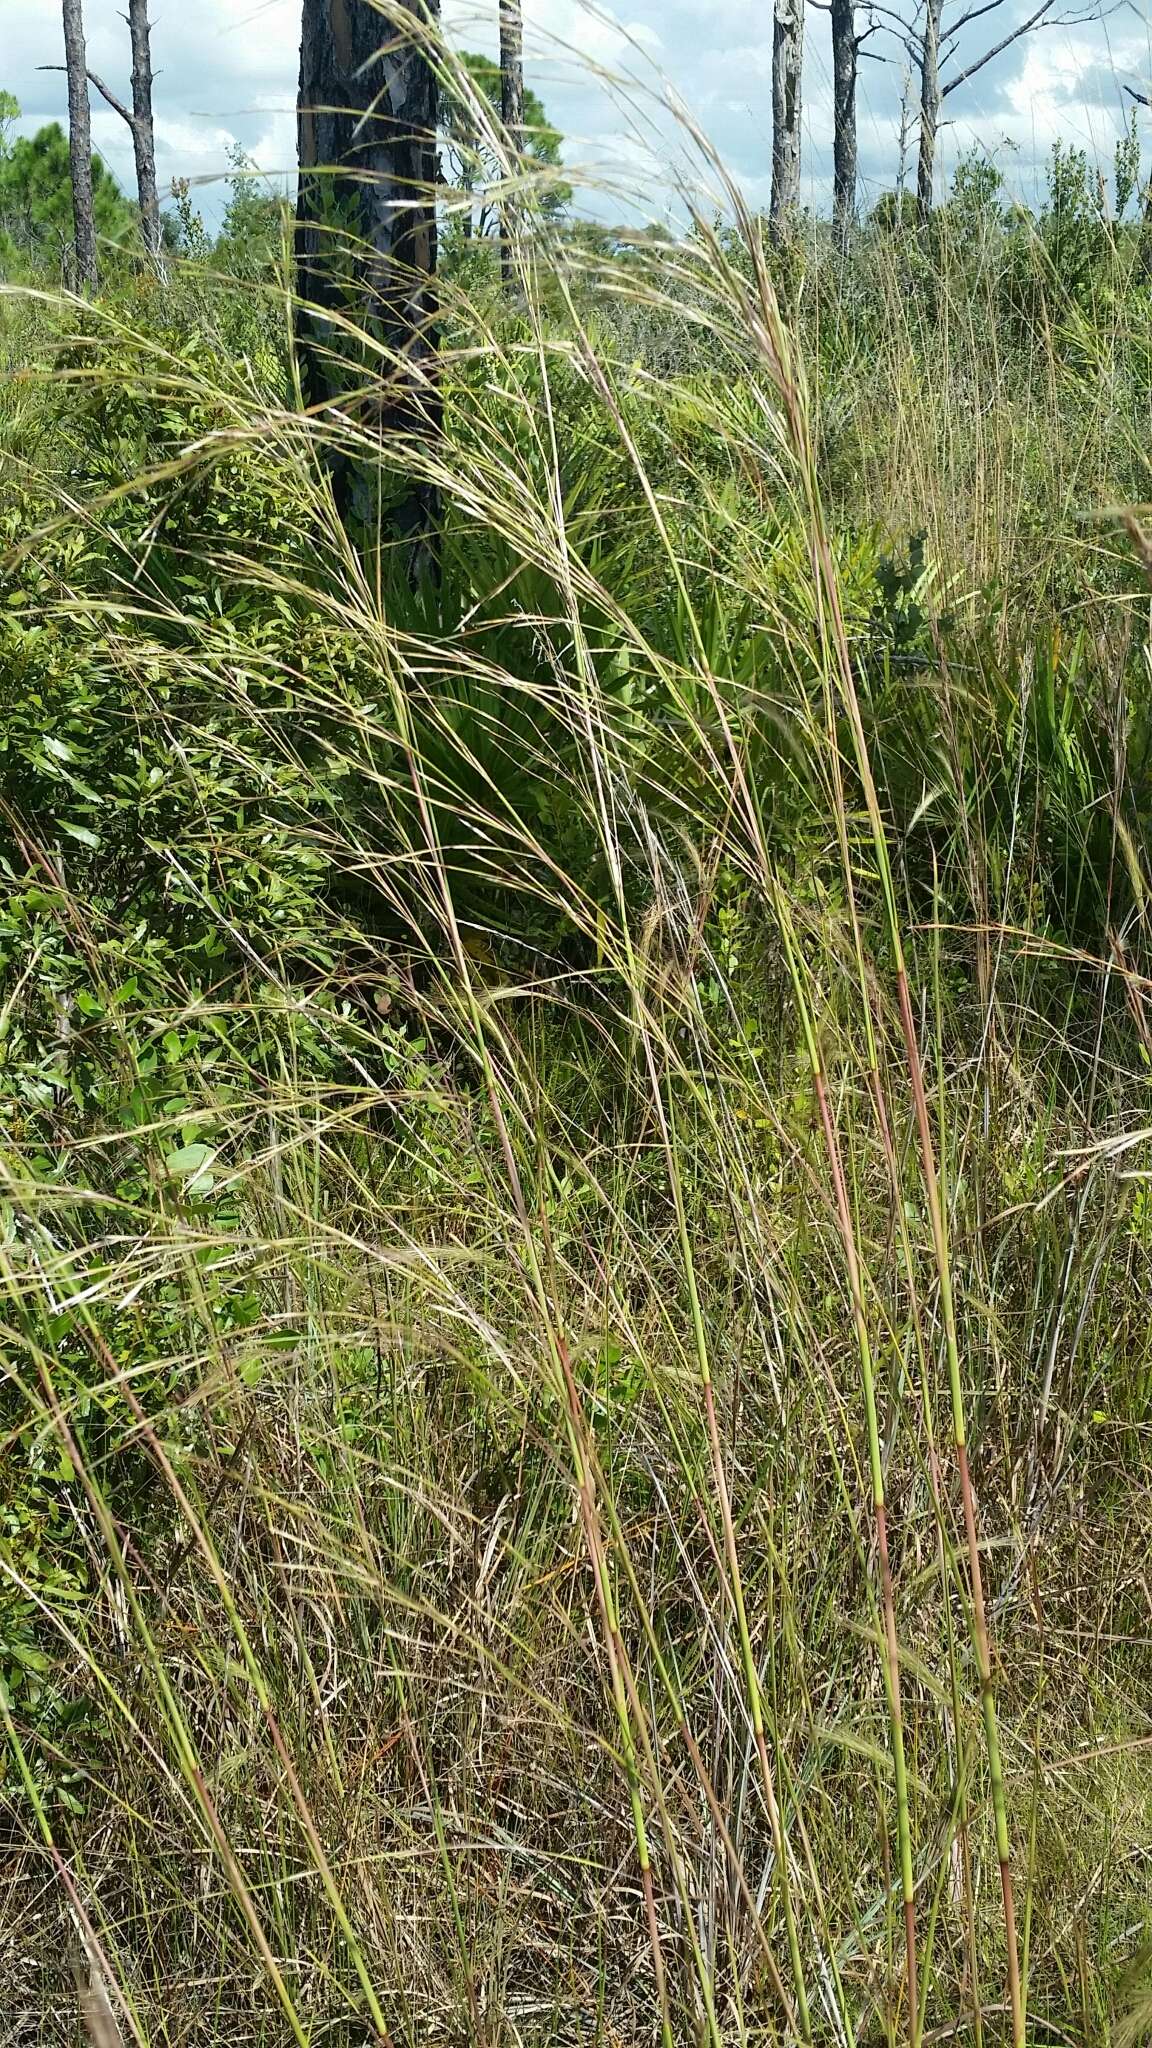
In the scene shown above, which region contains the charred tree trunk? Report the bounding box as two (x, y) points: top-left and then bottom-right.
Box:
(296, 0), (440, 562)
(830, 0), (857, 248)
(770, 0), (803, 241)
(128, 0), (163, 267)
(499, 0), (524, 286)
(61, 0), (97, 289)
(917, 0), (942, 218)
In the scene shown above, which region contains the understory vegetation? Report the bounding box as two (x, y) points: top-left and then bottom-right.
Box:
(4, 90), (1152, 2048)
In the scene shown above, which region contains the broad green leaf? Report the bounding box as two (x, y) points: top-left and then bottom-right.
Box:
(164, 1142), (216, 1178)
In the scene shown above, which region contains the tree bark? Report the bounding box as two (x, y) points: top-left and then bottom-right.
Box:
(896, 64), (914, 204)
(1138, 179), (1152, 285)
(770, 0), (803, 242)
(499, 0), (525, 286)
(128, 0), (164, 267)
(830, 0), (857, 249)
(917, 0), (941, 219)
(61, 0), (97, 289)
(296, 0), (440, 562)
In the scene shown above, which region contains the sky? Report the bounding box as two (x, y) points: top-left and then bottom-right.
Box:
(5, 0), (1152, 230)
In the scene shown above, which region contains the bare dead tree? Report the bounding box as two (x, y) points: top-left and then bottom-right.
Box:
(829, 0), (859, 242)
(908, 0), (1106, 214)
(917, 0), (941, 214)
(770, 0), (804, 239)
(499, 0), (525, 285)
(896, 59), (915, 201)
(128, 0), (163, 265)
(41, 0), (164, 270)
(810, 0), (886, 246)
(61, 0), (97, 289)
(296, 0), (441, 561)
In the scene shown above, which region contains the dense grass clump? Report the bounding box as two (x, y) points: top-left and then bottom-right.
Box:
(3, 74), (1152, 2048)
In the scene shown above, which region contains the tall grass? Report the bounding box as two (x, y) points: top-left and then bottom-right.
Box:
(3, 41), (1152, 2047)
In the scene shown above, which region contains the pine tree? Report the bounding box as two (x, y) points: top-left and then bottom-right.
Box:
(61, 0), (97, 288)
(296, 0), (441, 561)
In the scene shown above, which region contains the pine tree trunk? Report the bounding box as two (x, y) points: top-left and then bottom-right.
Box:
(499, 0), (525, 286)
(896, 66), (914, 205)
(61, 0), (97, 289)
(830, 0), (857, 250)
(296, 0), (440, 559)
(770, 0), (803, 242)
(128, 0), (164, 268)
(1138, 180), (1152, 284)
(917, 0), (941, 219)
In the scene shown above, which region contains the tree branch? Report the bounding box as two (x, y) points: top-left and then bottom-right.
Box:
(855, 11), (906, 48)
(944, 0), (1012, 38)
(943, 0), (1114, 91)
(37, 63), (138, 131)
(859, 1), (924, 56)
(852, 15), (885, 50)
(941, 0), (1056, 95)
(859, 2), (921, 31)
